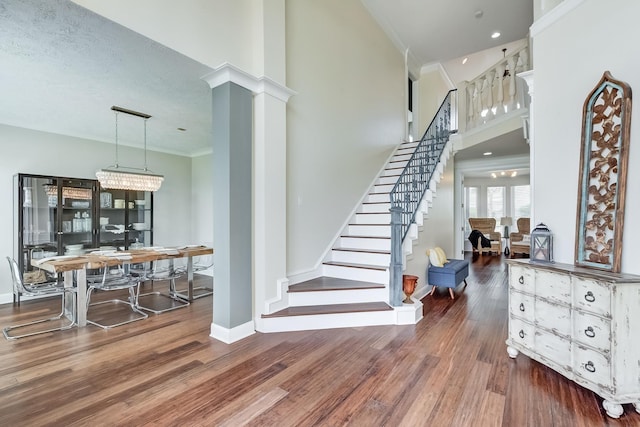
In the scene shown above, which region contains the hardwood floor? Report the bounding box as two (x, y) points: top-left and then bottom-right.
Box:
(1, 256), (639, 426)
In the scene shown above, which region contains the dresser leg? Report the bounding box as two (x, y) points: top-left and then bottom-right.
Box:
(602, 400), (623, 418)
(506, 346), (519, 358)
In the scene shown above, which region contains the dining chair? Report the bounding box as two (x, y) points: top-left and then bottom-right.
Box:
(136, 258), (190, 314)
(3, 257), (77, 340)
(86, 262), (147, 329)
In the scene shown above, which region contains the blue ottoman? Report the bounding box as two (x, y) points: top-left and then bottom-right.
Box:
(427, 259), (469, 299)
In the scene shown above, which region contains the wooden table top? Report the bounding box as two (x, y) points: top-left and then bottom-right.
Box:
(32, 246), (214, 273)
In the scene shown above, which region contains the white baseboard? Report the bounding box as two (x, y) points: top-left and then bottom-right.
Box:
(210, 320), (255, 344)
(263, 277), (290, 315)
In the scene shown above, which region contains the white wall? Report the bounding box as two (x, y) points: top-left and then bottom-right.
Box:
(415, 67), (452, 137)
(532, 0), (640, 272)
(0, 124), (192, 300)
(72, 0), (256, 75)
(285, 0), (405, 274)
(404, 158), (455, 285)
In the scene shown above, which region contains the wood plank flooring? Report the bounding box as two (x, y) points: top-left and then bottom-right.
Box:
(1, 256), (639, 426)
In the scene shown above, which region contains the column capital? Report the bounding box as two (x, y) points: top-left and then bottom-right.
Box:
(202, 62), (296, 103)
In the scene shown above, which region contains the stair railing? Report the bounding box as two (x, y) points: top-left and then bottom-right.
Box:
(389, 89), (457, 306)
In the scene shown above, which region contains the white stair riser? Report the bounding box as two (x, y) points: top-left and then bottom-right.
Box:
(259, 310), (397, 333)
(360, 203), (391, 213)
(366, 193), (390, 203)
(339, 237), (390, 251)
(377, 176), (398, 185)
(373, 183), (394, 193)
(347, 224), (390, 237)
(353, 213), (390, 224)
(330, 250), (390, 265)
(288, 287), (388, 306)
(392, 153), (412, 162)
(387, 160), (408, 169)
(323, 264), (389, 284)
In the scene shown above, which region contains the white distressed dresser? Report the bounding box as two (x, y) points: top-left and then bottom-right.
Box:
(506, 260), (640, 418)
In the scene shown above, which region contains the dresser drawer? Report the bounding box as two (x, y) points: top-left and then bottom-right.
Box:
(535, 270), (570, 305)
(573, 344), (611, 390)
(573, 310), (611, 353)
(509, 291), (535, 322)
(572, 278), (611, 318)
(509, 315), (535, 350)
(535, 329), (571, 367)
(510, 265), (534, 292)
(535, 298), (571, 337)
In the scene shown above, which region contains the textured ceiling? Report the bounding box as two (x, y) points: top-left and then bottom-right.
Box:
(0, 0), (213, 157)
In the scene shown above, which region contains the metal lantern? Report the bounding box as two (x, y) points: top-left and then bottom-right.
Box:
(531, 223), (553, 263)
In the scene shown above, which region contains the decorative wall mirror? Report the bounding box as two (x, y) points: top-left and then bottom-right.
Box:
(575, 71), (632, 273)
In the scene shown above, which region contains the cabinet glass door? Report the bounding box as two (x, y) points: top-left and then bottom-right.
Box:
(127, 190), (152, 248)
(98, 188), (152, 249)
(20, 176), (59, 272)
(98, 189), (127, 250)
(59, 178), (95, 255)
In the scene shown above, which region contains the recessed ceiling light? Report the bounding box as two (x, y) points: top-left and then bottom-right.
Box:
(491, 32), (501, 39)
(462, 57), (468, 65)
(491, 172), (497, 178)
(511, 171), (518, 177)
(483, 152), (492, 156)
(500, 171), (506, 176)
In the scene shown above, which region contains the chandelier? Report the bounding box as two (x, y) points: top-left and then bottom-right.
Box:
(96, 106), (164, 192)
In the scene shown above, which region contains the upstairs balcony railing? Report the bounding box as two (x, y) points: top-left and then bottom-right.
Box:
(388, 89), (457, 306)
(460, 44), (530, 133)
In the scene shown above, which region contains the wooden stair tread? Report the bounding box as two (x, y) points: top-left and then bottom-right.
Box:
(289, 277), (385, 292)
(323, 261), (387, 270)
(340, 235), (390, 239)
(332, 247), (390, 254)
(262, 301), (392, 318)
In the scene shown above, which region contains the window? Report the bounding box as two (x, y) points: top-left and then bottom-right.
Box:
(487, 186), (506, 231)
(512, 185), (530, 219)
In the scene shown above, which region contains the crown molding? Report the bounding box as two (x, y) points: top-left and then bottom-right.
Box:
(201, 63), (296, 103)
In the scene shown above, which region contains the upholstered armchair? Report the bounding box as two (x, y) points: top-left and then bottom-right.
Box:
(510, 217), (531, 258)
(468, 218), (502, 255)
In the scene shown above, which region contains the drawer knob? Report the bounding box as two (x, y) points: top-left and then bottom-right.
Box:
(518, 276), (524, 284)
(584, 291), (596, 303)
(584, 326), (596, 338)
(519, 303), (525, 312)
(585, 361), (596, 373)
(519, 330), (525, 339)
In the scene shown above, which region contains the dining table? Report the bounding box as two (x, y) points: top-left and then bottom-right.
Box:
(31, 246), (214, 327)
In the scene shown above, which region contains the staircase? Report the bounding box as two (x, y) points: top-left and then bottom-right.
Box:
(259, 92), (456, 333)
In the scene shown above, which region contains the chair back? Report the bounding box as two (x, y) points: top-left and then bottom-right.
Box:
(516, 217), (530, 234)
(150, 258), (186, 280)
(468, 218), (497, 236)
(6, 257), (26, 295)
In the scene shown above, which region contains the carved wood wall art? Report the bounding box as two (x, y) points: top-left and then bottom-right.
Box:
(575, 71), (632, 273)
